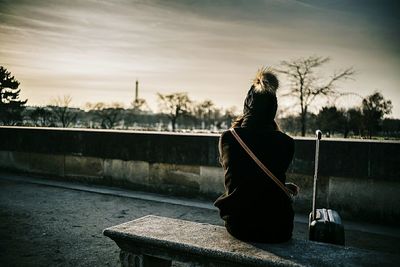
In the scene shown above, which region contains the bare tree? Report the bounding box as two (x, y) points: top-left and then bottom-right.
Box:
(50, 95), (77, 128)
(222, 106), (239, 128)
(157, 92), (191, 131)
(86, 102), (124, 129)
(29, 106), (54, 127)
(193, 99), (216, 129)
(278, 56), (354, 136)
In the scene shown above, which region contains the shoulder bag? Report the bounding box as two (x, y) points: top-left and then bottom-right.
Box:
(229, 128), (297, 199)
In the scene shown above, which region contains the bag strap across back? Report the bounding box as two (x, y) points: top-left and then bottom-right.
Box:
(229, 128), (293, 198)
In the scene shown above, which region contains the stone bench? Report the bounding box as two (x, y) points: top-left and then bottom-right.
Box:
(103, 215), (399, 267)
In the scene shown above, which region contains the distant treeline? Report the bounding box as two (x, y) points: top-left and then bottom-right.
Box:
(11, 101), (399, 139)
(2, 93), (399, 139)
(278, 110), (400, 139)
(1, 61), (398, 139)
(20, 104), (236, 133)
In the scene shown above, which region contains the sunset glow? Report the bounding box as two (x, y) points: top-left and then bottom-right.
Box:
(1, 0), (399, 117)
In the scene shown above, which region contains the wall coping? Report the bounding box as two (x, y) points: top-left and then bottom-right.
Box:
(0, 126), (219, 137)
(1, 126), (399, 144)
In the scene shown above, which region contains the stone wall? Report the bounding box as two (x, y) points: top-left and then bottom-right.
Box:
(0, 126), (399, 225)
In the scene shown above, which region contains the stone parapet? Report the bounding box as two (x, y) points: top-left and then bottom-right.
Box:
(1, 126), (399, 224)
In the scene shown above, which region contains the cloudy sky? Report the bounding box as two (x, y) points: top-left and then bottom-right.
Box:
(1, 0), (399, 117)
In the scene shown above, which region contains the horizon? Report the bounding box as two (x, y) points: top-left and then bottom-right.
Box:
(1, 0), (399, 118)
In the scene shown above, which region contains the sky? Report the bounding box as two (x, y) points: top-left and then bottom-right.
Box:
(1, 0), (399, 117)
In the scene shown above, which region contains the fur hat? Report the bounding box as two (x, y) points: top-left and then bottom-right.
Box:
(242, 67), (279, 125)
(252, 67), (279, 94)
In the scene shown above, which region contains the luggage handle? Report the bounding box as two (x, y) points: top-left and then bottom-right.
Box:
(312, 130), (322, 221)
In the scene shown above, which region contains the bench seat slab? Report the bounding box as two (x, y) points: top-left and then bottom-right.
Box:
(104, 215), (400, 267)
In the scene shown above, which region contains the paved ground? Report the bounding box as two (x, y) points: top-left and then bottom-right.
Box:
(0, 173), (399, 267)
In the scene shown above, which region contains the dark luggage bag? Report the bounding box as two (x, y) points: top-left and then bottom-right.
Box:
(308, 130), (345, 246)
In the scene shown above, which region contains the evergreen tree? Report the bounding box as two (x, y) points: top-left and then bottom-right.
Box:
(316, 106), (346, 137)
(346, 108), (364, 137)
(362, 91), (392, 138)
(0, 66), (27, 125)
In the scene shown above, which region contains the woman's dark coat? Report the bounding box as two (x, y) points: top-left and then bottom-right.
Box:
(214, 125), (295, 242)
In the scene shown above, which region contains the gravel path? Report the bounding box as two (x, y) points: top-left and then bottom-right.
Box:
(0, 179), (222, 267)
(1, 177), (399, 267)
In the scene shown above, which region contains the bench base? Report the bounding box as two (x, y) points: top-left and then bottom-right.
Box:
(120, 251), (171, 267)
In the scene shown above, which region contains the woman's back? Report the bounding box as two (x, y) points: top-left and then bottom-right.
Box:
(214, 126), (295, 242)
(214, 67), (296, 243)
(214, 126), (294, 218)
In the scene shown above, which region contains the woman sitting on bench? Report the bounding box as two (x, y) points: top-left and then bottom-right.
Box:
(214, 67), (298, 243)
